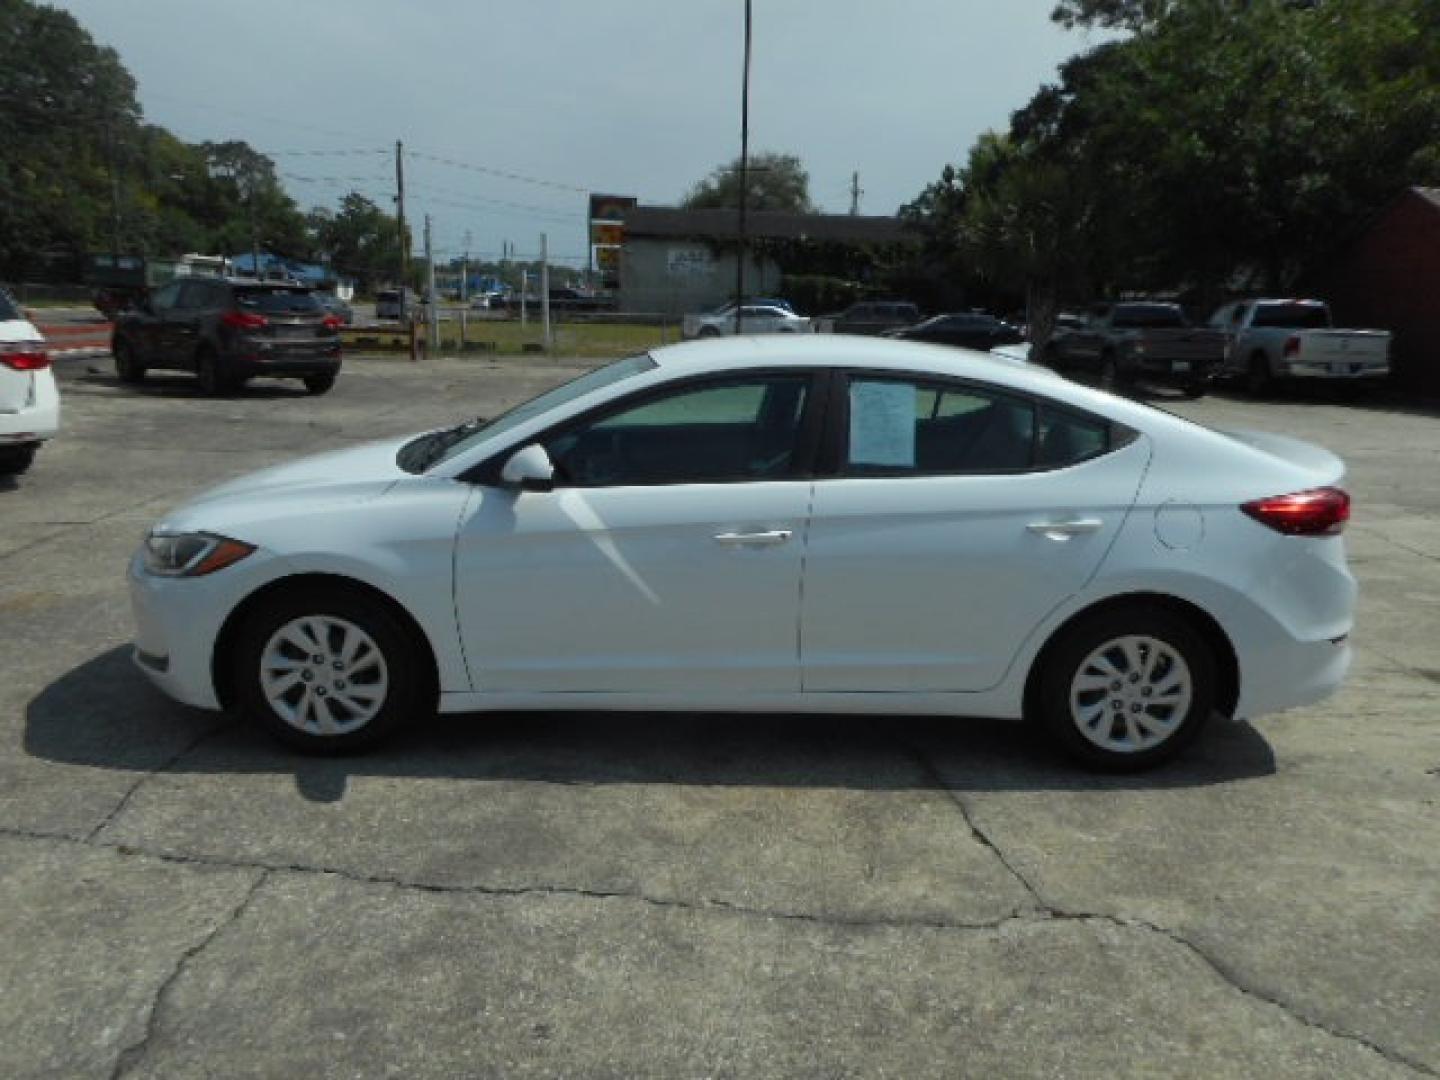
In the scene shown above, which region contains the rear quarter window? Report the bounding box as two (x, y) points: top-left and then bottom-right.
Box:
(0, 290), (19, 322)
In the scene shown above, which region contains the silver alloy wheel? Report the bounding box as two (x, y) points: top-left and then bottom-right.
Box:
(259, 615), (389, 736)
(1068, 634), (1193, 754)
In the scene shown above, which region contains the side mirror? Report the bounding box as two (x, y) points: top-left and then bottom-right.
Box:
(500, 444), (555, 492)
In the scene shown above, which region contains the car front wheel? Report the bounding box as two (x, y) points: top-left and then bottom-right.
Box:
(1031, 605), (1216, 770)
(303, 374), (336, 395)
(113, 339), (146, 384)
(231, 587), (431, 753)
(0, 444), (37, 476)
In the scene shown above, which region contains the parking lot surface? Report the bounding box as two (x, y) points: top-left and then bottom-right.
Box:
(2, 354), (1438, 1078)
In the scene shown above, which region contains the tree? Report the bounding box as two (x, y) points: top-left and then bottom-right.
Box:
(681, 152), (814, 213)
(309, 193), (402, 290)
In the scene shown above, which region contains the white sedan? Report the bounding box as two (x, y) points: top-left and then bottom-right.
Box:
(129, 336), (1355, 769)
(682, 303), (811, 339)
(0, 290), (60, 475)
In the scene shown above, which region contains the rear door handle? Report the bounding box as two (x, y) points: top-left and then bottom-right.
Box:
(714, 529), (793, 547)
(1026, 518), (1103, 540)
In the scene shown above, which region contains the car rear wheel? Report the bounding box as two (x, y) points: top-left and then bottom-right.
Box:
(231, 587), (430, 753)
(303, 374), (336, 395)
(697, 326), (722, 339)
(1031, 605), (1216, 771)
(1246, 353), (1273, 397)
(113, 339), (146, 384)
(1099, 352), (1123, 391)
(0, 445), (37, 476)
(197, 348), (232, 397)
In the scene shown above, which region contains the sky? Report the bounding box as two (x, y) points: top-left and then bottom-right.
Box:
(52, 0), (1108, 267)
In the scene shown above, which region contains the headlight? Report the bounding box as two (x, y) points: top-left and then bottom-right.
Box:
(143, 532), (255, 577)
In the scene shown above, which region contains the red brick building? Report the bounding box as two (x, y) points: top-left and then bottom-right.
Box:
(1320, 187), (1440, 395)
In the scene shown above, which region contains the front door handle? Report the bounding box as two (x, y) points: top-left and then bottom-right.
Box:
(714, 529), (793, 547)
(1026, 518), (1103, 540)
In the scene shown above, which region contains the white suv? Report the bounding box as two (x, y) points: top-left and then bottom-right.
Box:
(0, 289), (60, 475)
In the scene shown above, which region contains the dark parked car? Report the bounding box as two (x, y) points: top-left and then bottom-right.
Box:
(1042, 302), (1226, 398)
(111, 279), (342, 396)
(884, 312), (1025, 351)
(316, 293), (354, 325)
(830, 301), (922, 336)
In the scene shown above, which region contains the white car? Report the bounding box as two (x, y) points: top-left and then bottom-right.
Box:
(683, 303), (811, 339)
(129, 336), (1355, 769)
(0, 290), (60, 475)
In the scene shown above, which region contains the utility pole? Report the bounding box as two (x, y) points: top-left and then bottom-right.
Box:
(540, 232), (552, 353)
(461, 228), (472, 305)
(849, 171), (863, 216)
(424, 214), (439, 353)
(395, 140), (408, 314)
(733, 0), (753, 336)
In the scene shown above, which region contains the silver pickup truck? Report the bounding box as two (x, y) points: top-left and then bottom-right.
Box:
(1208, 299), (1390, 396)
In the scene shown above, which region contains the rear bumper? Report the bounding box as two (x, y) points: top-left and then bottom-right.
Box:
(1285, 361), (1389, 380)
(228, 345), (342, 379)
(0, 368), (60, 445)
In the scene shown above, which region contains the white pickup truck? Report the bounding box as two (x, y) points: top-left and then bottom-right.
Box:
(1208, 298), (1390, 396)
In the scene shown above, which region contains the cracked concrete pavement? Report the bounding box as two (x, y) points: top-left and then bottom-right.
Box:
(2, 355), (1438, 1077)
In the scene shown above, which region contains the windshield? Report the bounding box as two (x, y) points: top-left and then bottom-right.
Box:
(403, 352), (659, 472)
(1251, 303), (1330, 329)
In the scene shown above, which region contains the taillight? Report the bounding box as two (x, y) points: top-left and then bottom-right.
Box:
(1282, 335), (1301, 358)
(221, 310), (268, 330)
(1242, 487), (1350, 536)
(322, 315), (344, 330)
(0, 346), (50, 371)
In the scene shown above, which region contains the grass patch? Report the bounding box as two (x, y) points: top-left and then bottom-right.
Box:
(442, 320), (678, 358)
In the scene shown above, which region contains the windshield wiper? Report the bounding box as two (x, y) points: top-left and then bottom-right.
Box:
(411, 416), (489, 471)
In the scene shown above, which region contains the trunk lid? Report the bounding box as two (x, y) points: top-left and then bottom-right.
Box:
(1219, 428), (1345, 488)
(0, 319), (44, 414)
(1294, 329), (1389, 370)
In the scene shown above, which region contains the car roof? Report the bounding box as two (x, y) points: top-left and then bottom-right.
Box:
(644, 335), (1195, 435)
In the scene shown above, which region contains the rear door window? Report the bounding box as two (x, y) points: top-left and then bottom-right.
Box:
(0, 291), (19, 321)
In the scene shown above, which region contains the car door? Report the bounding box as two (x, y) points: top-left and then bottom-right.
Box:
(131, 280), (183, 364)
(801, 373), (1150, 692)
(453, 370), (824, 694)
(156, 280), (207, 364)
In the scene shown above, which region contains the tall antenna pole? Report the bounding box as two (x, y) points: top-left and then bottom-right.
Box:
(850, 171), (862, 215)
(395, 140), (408, 312)
(733, 0), (752, 336)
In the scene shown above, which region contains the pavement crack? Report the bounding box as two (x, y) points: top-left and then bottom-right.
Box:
(85, 718), (235, 843)
(1053, 911), (1439, 1078)
(897, 734), (1049, 911)
(892, 739), (1437, 1077)
(108, 869), (270, 1080)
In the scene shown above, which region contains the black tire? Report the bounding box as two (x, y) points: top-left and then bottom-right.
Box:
(1040, 342), (1062, 369)
(1029, 605), (1216, 771)
(113, 339), (146, 384)
(1246, 352), (1273, 397)
(303, 373), (336, 395)
(1179, 379), (1208, 400)
(1099, 351), (1124, 392)
(231, 586), (432, 754)
(0, 444), (37, 476)
(196, 348), (232, 397)
(697, 326), (722, 339)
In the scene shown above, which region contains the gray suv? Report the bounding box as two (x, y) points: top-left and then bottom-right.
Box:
(111, 279), (342, 396)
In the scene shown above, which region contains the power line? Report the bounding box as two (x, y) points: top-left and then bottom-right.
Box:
(406, 149), (590, 193)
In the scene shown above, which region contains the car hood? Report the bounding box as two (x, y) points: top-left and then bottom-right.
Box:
(155, 434), (418, 533)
